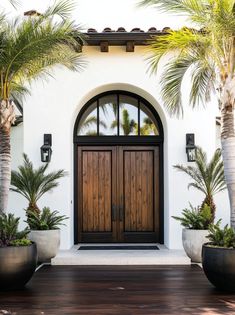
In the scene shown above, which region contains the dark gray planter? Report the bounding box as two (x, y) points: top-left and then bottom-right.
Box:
(0, 243), (37, 290)
(202, 244), (235, 291)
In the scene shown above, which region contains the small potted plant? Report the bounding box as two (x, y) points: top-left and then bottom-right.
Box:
(11, 154), (67, 262)
(202, 222), (235, 291)
(172, 204), (211, 262)
(0, 213), (37, 290)
(27, 207), (67, 262)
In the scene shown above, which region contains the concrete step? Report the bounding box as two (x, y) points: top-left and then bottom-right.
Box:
(51, 244), (191, 265)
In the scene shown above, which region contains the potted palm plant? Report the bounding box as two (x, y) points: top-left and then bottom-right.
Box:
(174, 147), (226, 222)
(202, 223), (235, 291)
(173, 204), (211, 262)
(11, 154), (67, 262)
(0, 213), (37, 290)
(172, 148), (225, 262)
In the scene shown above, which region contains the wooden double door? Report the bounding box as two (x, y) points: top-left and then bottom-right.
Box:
(77, 146), (160, 243)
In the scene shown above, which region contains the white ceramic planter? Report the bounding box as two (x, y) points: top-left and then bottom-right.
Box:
(182, 229), (209, 263)
(28, 230), (60, 262)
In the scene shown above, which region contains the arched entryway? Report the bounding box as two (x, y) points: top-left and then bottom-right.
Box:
(74, 91), (164, 243)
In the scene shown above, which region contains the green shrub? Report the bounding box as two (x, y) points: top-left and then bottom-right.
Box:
(207, 222), (235, 248)
(0, 213), (30, 247)
(10, 238), (32, 246)
(26, 207), (68, 230)
(172, 203), (212, 229)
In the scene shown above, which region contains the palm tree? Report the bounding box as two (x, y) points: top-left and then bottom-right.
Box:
(78, 116), (107, 135)
(0, 1), (84, 213)
(11, 154), (66, 214)
(111, 109), (137, 135)
(174, 147), (226, 222)
(140, 0), (235, 228)
(140, 117), (158, 135)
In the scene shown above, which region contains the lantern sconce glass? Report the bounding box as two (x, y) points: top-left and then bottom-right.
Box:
(40, 134), (52, 163)
(186, 133), (196, 162)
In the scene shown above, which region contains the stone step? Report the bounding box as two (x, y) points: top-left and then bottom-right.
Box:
(51, 244), (191, 265)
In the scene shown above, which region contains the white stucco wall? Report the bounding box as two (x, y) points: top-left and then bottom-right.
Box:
(8, 46), (230, 249)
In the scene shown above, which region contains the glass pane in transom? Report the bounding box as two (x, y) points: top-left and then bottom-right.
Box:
(119, 95), (138, 136)
(140, 102), (159, 136)
(99, 95), (118, 135)
(77, 102), (97, 136)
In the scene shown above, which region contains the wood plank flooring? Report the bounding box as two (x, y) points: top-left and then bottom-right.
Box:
(0, 265), (235, 315)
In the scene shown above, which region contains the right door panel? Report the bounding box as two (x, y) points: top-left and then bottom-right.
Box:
(118, 146), (160, 243)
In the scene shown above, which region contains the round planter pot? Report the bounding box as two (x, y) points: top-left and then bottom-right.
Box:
(202, 244), (235, 291)
(29, 229), (60, 262)
(0, 243), (37, 290)
(182, 229), (208, 263)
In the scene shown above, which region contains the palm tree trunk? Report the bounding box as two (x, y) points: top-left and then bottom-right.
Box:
(0, 127), (11, 213)
(220, 84), (235, 228)
(201, 195), (216, 223)
(0, 99), (15, 213)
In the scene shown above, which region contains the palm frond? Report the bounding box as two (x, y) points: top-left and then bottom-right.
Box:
(147, 28), (202, 74)
(11, 154), (67, 211)
(44, 0), (77, 20)
(189, 60), (216, 107)
(160, 54), (196, 117)
(174, 147), (225, 198)
(8, 0), (21, 9)
(0, 4), (84, 100)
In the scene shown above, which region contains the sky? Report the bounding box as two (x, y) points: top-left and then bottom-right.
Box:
(1, 0), (188, 32)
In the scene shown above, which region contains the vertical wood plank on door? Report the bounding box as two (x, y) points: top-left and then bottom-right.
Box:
(141, 151), (148, 231)
(130, 152), (137, 231)
(87, 152), (94, 231)
(136, 152), (142, 231)
(93, 152), (99, 231)
(104, 152), (111, 231)
(82, 152), (88, 232)
(124, 151), (131, 231)
(146, 151), (154, 231)
(98, 152), (105, 231)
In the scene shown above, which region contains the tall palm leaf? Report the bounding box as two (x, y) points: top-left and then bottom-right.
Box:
(0, 0), (84, 213)
(11, 153), (66, 214)
(140, 0), (235, 228)
(174, 147), (226, 221)
(114, 109), (137, 135)
(140, 117), (158, 135)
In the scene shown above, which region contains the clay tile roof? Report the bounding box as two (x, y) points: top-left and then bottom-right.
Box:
(131, 27), (144, 32)
(148, 27), (158, 32)
(162, 27), (171, 32)
(24, 10), (42, 16)
(117, 27), (127, 32)
(102, 27), (115, 33)
(87, 28), (97, 33)
(83, 27), (171, 46)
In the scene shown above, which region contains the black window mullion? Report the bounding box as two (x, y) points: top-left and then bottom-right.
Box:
(138, 99), (140, 136)
(97, 99), (99, 136)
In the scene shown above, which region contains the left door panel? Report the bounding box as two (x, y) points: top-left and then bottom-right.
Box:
(77, 146), (117, 242)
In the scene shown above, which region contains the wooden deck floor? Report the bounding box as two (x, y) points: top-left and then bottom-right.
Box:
(0, 265), (235, 315)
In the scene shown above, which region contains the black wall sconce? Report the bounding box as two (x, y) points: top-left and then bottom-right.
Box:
(40, 134), (52, 162)
(186, 133), (196, 162)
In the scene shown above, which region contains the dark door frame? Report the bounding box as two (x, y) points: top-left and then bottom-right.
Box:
(73, 90), (164, 244)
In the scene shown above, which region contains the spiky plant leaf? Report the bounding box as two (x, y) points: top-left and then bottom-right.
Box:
(26, 207), (68, 230)
(11, 154), (67, 212)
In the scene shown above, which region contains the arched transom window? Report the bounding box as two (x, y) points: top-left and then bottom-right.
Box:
(77, 92), (160, 136)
